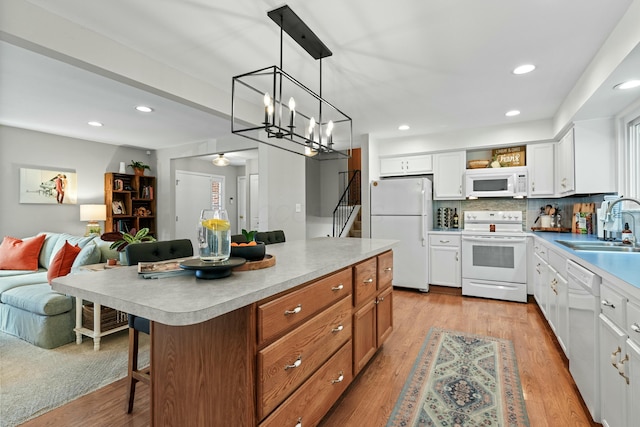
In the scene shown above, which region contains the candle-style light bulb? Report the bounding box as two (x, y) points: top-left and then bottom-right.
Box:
(309, 117), (316, 141)
(327, 120), (334, 146)
(288, 97), (296, 128)
(263, 92), (271, 126)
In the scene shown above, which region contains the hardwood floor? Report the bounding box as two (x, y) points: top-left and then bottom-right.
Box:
(22, 288), (599, 426)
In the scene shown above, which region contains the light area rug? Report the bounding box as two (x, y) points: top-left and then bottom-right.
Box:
(387, 327), (529, 426)
(0, 330), (149, 427)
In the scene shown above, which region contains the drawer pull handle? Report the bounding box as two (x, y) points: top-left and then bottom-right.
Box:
(618, 354), (630, 385)
(285, 356), (302, 370)
(331, 284), (344, 292)
(363, 278), (374, 284)
(331, 371), (344, 384)
(332, 324), (344, 333)
(384, 267), (392, 272)
(295, 418), (302, 427)
(631, 323), (640, 333)
(439, 239), (450, 243)
(378, 296), (385, 303)
(601, 300), (615, 309)
(284, 304), (302, 316)
(611, 346), (621, 367)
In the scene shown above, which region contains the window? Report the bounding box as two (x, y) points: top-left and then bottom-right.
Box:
(628, 115), (640, 199)
(618, 99), (640, 201)
(211, 176), (225, 209)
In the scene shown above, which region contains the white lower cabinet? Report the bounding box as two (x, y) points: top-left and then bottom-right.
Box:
(532, 242), (549, 319)
(547, 264), (568, 356)
(428, 234), (461, 287)
(599, 281), (635, 427)
(600, 314), (627, 427)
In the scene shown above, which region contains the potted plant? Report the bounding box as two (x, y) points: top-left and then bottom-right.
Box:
(103, 228), (156, 265)
(128, 160), (151, 176)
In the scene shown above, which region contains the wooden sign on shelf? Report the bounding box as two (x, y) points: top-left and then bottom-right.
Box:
(492, 146), (526, 167)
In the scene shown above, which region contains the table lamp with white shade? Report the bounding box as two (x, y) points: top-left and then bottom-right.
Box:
(80, 204), (107, 236)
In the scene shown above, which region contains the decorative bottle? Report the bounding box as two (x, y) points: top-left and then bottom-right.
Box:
(452, 208), (459, 229)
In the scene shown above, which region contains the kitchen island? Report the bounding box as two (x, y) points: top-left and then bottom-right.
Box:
(52, 237), (397, 426)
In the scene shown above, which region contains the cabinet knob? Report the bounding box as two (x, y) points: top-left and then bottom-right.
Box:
(331, 324), (344, 333)
(331, 371), (345, 384)
(331, 284), (344, 292)
(284, 304), (302, 316)
(363, 278), (374, 284)
(384, 267), (392, 272)
(284, 356), (302, 370)
(601, 299), (615, 309)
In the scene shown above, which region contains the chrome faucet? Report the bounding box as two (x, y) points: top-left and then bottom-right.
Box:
(606, 197), (640, 244)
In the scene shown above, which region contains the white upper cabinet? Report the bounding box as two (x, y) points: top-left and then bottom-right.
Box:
(379, 154), (433, 177)
(433, 151), (465, 200)
(527, 143), (555, 197)
(556, 129), (575, 195)
(556, 119), (616, 196)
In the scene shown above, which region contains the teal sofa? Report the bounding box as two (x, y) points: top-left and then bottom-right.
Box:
(0, 232), (117, 349)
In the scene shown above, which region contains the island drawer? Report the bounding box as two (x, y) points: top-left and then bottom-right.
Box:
(257, 296), (352, 419)
(353, 257), (377, 306)
(377, 250), (393, 290)
(258, 268), (352, 344)
(259, 340), (353, 427)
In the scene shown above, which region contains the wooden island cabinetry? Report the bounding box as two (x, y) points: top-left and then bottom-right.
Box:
(259, 250), (394, 425)
(52, 239), (395, 427)
(353, 250), (394, 375)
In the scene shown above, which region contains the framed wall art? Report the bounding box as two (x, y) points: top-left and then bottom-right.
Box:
(19, 167), (78, 204)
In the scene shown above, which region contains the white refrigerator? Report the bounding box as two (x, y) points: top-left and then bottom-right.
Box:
(370, 177), (432, 291)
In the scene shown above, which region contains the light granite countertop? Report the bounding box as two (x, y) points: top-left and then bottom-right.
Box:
(52, 237), (397, 326)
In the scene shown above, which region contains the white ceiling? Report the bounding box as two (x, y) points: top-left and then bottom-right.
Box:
(1, 0), (639, 152)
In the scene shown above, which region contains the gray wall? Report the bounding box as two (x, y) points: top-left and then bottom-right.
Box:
(0, 125), (152, 238)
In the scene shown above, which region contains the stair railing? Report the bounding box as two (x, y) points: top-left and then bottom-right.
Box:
(332, 169), (361, 237)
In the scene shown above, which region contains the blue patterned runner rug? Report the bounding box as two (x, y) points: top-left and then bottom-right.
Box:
(387, 327), (530, 426)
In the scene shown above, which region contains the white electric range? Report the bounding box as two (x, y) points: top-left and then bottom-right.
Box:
(461, 211), (527, 302)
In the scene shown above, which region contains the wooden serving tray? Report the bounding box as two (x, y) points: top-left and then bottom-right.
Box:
(233, 254), (276, 271)
(531, 227), (572, 232)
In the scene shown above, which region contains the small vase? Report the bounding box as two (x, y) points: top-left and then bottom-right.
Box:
(198, 209), (231, 262)
(119, 251), (129, 266)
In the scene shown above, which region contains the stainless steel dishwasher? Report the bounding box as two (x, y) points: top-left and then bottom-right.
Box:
(567, 259), (601, 422)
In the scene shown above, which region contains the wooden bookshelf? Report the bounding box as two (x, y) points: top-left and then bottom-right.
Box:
(104, 173), (156, 236)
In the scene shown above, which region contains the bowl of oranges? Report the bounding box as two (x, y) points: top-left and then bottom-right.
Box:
(230, 240), (266, 262)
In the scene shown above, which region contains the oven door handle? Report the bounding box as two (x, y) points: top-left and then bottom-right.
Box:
(462, 236), (527, 244)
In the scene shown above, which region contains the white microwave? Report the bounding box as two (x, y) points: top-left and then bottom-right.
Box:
(465, 166), (528, 198)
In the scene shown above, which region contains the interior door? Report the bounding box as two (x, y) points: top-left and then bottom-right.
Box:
(175, 170), (213, 251)
(237, 176), (246, 234)
(250, 174), (259, 230)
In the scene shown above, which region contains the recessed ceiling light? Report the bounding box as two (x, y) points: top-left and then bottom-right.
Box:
(513, 64), (536, 75)
(88, 121), (103, 127)
(135, 105), (154, 113)
(398, 124), (410, 131)
(614, 80), (640, 90)
(505, 110), (520, 117)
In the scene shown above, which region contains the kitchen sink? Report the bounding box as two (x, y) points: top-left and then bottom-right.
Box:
(556, 240), (640, 253)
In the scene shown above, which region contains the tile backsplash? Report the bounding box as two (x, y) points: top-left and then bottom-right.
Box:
(433, 194), (609, 232)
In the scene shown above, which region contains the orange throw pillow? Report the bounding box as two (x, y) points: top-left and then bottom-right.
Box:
(0, 234), (46, 271)
(47, 241), (82, 284)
